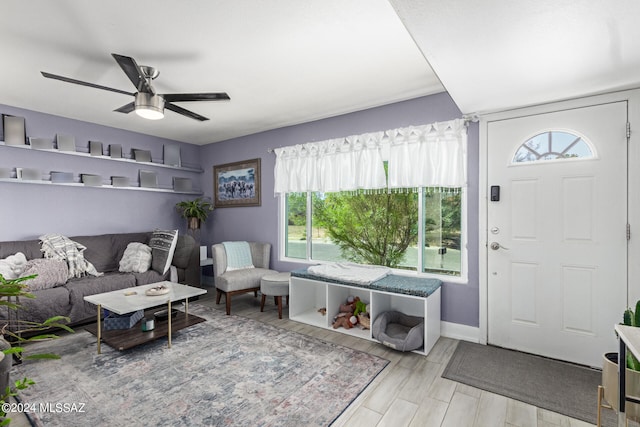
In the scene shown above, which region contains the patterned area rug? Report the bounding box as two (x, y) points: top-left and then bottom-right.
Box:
(13, 305), (389, 427)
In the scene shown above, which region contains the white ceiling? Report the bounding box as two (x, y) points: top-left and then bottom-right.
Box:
(2, 1), (640, 146)
(390, 0), (640, 115)
(0, 0), (442, 145)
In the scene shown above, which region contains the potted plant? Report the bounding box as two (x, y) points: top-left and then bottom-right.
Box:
(175, 197), (214, 230)
(0, 273), (72, 424)
(599, 300), (640, 425)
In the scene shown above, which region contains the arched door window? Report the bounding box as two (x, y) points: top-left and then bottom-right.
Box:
(513, 131), (594, 163)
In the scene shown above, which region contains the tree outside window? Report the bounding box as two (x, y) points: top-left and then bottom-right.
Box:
(284, 188), (463, 277)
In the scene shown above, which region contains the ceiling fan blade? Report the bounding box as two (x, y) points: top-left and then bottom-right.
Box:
(162, 92), (230, 102)
(111, 53), (154, 94)
(114, 102), (136, 114)
(41, 72), (134, 97)
(165, 102), (209, 121)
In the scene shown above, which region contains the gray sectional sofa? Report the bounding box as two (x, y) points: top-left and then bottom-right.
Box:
(0, 231), (200, 328)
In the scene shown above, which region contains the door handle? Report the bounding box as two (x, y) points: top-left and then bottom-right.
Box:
(490, 242), (510, 251)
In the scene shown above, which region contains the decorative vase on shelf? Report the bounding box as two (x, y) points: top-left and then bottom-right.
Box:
(188, 217), (201, 230)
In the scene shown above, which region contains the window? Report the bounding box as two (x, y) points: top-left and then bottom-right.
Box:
(277, 119), (467, 280)
(423, 190), (462, 275)
(513, 131), (594, 163)
(283, 187), (464, 278)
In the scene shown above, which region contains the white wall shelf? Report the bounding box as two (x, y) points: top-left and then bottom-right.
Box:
(290, 276), (441, 356)
(0, 141), (203, 173)
(0, 177), (203, 195)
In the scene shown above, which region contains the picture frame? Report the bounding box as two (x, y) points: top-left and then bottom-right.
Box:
(213, 158), (261, 208)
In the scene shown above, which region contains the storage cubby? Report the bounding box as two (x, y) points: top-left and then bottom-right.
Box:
(326, 284), (372, 340)
(289, 277), (328, 329)
(290, 274), (442, 356)
(371, 291), (424, 318)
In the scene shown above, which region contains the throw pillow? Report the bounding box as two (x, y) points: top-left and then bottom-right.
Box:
(222, 241), (255, 271)
(149, 230), (178, 275)
(0, 252), (28, 280)
(21, 258), (69, 291)
(119, 242), (152, 273)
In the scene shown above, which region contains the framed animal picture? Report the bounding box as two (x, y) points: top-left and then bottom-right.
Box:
(213, 158), (261, 208)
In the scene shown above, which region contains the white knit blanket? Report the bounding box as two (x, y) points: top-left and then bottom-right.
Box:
(307, 262), (391, 285)
(39, 234), (103, 279)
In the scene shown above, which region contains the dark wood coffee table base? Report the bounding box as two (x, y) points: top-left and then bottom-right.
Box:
(85, 310), (206, 351)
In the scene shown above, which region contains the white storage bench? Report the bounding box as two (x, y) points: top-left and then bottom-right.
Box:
(289, 269), (442, 356)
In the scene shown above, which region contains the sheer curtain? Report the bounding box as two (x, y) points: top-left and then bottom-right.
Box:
(273, 133), (387, 194)
(387, 119), (467, 190)
(273, 119), (466, 194)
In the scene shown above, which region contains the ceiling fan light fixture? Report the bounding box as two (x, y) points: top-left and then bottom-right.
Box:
(135, 92), (165, 120)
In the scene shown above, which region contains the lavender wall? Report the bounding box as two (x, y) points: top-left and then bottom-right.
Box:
(0, 104), (201, 240)
(200, 93), (480, 327)
(0, 94), (480, 327)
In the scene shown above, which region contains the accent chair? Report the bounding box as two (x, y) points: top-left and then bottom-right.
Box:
(212, 241), (278, 315)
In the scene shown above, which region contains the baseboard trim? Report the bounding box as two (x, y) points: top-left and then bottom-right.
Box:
(440, 321), (481, 343)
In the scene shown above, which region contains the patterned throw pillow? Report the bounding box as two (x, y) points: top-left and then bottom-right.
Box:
(119, 242), (152, 273)
(21, 259), (69, 291)
(149, 230), (178, 275)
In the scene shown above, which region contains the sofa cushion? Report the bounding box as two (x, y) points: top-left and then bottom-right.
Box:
(149, 230), (178, 275)
(133, 270), (166, 286)
(172, 234), (195, 270)
(0, 240), (42, 261)
(66, 272), (137, 323)
(216, 267), (277, 292)
(72, 234), (116, 273)
(0, 286), (73, 325)
(69, 232), (151, 273)
(119, 243), (152, 273)
(21, 258), (69, 291)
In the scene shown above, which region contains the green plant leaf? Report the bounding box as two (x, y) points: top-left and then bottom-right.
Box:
(24, 353), (61, 360)
(2, 347), (24, 355)
(175, 197), (214, 222)
(42, 315), (71, 325)
(624, 309), (632, 326)
(22, 334), (60, 341)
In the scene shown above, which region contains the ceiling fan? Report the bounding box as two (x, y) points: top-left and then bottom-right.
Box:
(41, 53), (230, 121)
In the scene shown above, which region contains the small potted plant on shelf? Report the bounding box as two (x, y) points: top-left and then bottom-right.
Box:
(599, 300), (640, 425)
(0, 273), (73, 424)
(175, 197), (214, 230)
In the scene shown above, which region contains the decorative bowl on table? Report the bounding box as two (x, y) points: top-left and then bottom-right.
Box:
(145, 284), (170, 296)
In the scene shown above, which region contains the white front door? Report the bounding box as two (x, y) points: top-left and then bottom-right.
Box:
(487, 101), (628, 367)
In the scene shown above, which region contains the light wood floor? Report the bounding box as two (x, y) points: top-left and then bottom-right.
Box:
(196, 289), (600, 427)
(8, 286), (609, 427)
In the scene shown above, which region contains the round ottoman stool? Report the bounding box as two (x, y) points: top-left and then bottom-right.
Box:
(260, 272), (291, 319)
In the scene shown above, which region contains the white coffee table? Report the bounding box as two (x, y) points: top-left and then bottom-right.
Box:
(84, 281), (207, 354)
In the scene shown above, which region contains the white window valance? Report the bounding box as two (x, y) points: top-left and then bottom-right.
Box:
(273, 118), (467, 194)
